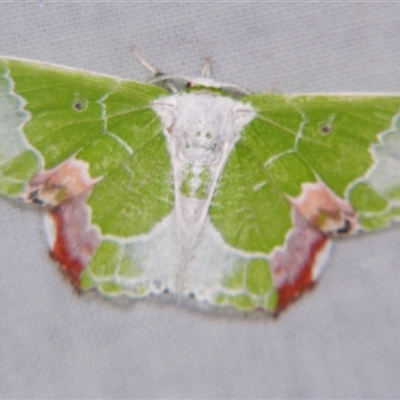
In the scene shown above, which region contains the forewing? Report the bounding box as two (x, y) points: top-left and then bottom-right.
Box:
(209, 93), (400, 311)
(0, 58), (174, 296)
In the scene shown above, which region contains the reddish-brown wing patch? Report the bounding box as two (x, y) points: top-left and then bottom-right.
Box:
(271, 181), (357, 310)
(25, 158), (100, 286)
(270, 209), (330, 310)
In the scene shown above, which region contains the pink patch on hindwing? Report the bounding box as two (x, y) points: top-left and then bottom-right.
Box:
(292, 181), (357, 235)
(270, 209), (330, 310)
(271, 181), (357, 310)
(25, 158), (100, 286)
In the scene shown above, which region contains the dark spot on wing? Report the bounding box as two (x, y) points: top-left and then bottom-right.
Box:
(320, 125), (331, 134)
(73, 102), (84, 111)
(336, 218), (351, 234)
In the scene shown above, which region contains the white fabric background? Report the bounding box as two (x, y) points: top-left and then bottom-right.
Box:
(0, 2), (400, 398)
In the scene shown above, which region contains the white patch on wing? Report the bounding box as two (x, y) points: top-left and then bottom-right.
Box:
(44, 212), (56, 249)
(0, 68), (34, 162)
(101, 210), (265, 300)
(312, 239), (332, 281)
(366, 112), (400, 197)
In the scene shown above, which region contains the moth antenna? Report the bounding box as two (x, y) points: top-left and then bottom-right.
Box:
(201, 56), (212, 78)
(130, 46), (163, 77)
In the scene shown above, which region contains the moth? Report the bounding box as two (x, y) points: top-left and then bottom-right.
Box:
(1, 55), (399, 314)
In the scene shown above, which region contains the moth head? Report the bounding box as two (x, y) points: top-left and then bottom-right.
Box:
(149, 75), (251, 97)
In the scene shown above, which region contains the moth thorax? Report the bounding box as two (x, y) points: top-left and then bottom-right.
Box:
(151, 92), (256, 167)
(177, 132), (224, 166)
(151, 92), (256, 211)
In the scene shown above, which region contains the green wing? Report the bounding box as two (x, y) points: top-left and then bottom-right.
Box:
(210, 93), (400, 310)
(0, 58), (174, 294)
(1, 57), (399, 313)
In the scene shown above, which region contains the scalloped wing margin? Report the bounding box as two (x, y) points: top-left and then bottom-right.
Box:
(0, 58), (174, 287)
(1, 57), (400, 313)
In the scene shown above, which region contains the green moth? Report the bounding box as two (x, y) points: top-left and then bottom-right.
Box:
(1, 57), (399, 314)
